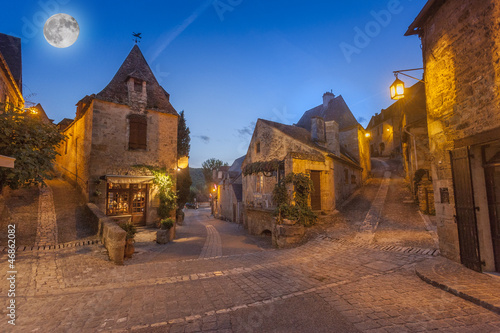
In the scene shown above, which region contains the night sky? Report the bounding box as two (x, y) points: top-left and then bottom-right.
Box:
(1, 0), (425, 167)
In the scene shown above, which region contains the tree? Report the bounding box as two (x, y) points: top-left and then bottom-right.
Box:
(0, 104), (65, 190)
(176, 111), (192, 209)
(177, 110), (190, 157)
(201, 158), (228, 183)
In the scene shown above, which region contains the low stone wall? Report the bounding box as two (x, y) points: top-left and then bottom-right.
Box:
(85, 203), (126, 265)
(244, 207), (275, 235)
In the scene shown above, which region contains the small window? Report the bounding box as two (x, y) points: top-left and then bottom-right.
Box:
(256, 142), (261, 154)
(255, 175), (264, 193)
(344, 169), (349, 184)
(128, 114), (147, 150)
(351, 174), (356, 184)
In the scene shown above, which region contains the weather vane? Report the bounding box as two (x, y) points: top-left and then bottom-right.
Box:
(132, 32), (142, 44)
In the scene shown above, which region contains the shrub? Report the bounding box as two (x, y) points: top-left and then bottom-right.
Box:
(119, 222), (137, 240)
(160, 218), (174, 230)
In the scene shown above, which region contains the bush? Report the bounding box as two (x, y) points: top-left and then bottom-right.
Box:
(119, 223), (137, 240)
(272, 173), (317, 226)
(160, 218), (174, 230)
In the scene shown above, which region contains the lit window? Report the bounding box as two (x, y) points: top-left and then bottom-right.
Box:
(256, 175), (264, 193)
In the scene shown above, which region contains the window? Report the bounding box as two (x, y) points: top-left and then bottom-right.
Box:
(256, 142), (261, 154)
(351, 174), (356, 184)
(128, 114), (147, 150)
(344, 169), (349, 184)
(106, 183), (147, 216)
(255, 174), (264, 193)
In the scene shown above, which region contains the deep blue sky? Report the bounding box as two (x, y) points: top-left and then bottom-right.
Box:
(2, 0), (425, 167)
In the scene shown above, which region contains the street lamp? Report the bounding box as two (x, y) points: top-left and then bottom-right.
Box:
(390, 68), (424, 100)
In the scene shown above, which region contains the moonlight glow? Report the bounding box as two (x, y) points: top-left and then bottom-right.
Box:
(43, 14), (80, 48)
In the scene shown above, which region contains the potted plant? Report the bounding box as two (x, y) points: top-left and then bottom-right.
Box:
(119, 223), (137, 258)
(157, 218), (175, 244)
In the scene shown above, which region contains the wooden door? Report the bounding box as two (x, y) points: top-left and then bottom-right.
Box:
(450, 147), (482, 272)
(131, 184), (147, 226)
(485, 166), (500, 272)
(310, 171), (321, 211)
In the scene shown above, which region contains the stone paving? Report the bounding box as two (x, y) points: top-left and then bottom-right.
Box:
(2, 230), (500, 332)
(199, 225), (222, 259)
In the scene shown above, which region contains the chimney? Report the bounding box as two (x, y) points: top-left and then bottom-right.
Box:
(311, 116), (326, 146)
(323, 91), (335, 108)
(325, 120), (340, 156)
(127, 77), (147, 112)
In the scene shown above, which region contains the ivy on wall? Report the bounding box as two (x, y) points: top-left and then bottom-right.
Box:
(242, 159), (284, 176)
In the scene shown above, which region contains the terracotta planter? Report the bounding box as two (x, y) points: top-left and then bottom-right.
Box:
(124, 238), (135, 258)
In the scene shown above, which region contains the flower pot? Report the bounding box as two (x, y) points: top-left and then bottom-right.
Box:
(124, 238), (135, 258)
(157, 229), (169, 244)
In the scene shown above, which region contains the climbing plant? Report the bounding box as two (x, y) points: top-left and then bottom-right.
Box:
(272, 173), (317, 227)
(242, 159), (284, 176)
(133, 165), (177, 219)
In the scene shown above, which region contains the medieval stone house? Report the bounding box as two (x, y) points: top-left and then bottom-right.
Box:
(242, 115), (363, 235)
(406, 0), (500, 272)
(0, 33), (23, 168)
(214, 155), (244, 223)
(54, 45), (179, 226)
(367, 98), (404, 159)
(296, 92), (371, 181)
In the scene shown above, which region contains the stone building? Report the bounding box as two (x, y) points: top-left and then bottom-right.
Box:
(54, 45), (179, 226)
(406, 0), (500, 272)
(297, 92), (371, 181)
(0, 33), (23, 168)
(242, 118), (362, 235)
(366, 98), (404, 158)
(0, 33), (23, 110)
(399, 82), (434, 214)
(214, 155), (244, 223)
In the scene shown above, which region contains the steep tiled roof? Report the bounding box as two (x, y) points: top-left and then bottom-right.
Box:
(0, 33), (22, 91)
(96, 45), (178, 115)
(259, 119), (361, 169)
(228, 155), (245, 179)
(296, 95), (359, 131)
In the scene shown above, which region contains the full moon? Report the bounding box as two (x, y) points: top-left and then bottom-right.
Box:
(43, 13), (79, 48)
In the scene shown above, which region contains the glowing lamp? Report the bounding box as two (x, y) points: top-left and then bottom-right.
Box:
(365, 133), (371, 138)
(390, 77), (405, 100)
(177, 156), (189, 169)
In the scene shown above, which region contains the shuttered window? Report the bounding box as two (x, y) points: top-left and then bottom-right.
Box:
(128, 114), (147, 150)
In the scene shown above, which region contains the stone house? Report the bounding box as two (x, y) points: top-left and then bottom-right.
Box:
(0, 33), (23, 168)
(214, 155), (244, 223)
(54, 45), (179, 226)
(399, 82), (434, 214)
(0, 33), (23, 111)
(296, 92), (371, 181)
(366, 99), (404, 158)
(242, 118), (363, 235)
(406, 0), (500, 272)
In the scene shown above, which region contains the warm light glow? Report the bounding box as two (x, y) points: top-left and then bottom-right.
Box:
(177, 156), (189, 169)
(386, 128), (390, 132)
(365, 133), (371, 138)
(390, 77), (405, 100)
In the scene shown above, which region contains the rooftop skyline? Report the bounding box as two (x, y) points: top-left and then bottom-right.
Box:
(1, 0), (425, 167)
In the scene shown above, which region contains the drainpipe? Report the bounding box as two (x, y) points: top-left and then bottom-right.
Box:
(403, 126), (418, 178)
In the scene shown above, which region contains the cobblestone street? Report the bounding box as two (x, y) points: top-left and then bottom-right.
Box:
(1, 202), (500, 332)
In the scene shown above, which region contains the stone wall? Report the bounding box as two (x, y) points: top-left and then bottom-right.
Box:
(340, 126), (371, 181)
(421, 0), (500, 263)
(0, 56), (23, 109)
(54, 104), (93, 199)
(85, 203), (126, 265)
(418, 179), (435, 215)
(216, 183), (241, 223)
(244, 207), (275, 235)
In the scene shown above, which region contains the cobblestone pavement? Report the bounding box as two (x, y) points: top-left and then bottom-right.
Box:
(199, 225), (222, 259)
(2, 225), (500, 332)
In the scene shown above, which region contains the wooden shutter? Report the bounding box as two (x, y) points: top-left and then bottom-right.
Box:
(128, 114), (147, 150)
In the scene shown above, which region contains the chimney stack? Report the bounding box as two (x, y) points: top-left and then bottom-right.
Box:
(325, 120), (340, 156)
(311, 116), (326, 147)
(323, 91), (335, 108)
